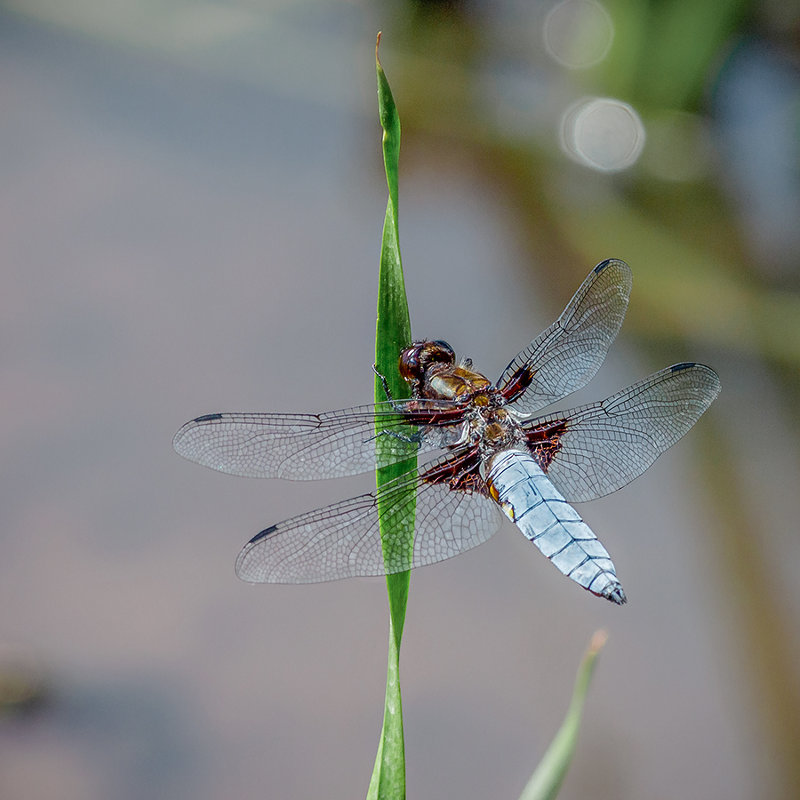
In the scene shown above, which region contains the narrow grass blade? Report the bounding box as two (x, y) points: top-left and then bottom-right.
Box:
(367, 33), (415, 800)
(518, 630), (608, 800)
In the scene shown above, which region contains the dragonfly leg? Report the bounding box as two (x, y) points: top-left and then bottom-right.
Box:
(372, 364), (411, 413)
(372, 364), (395, 401)
(368, 428), (422, 446)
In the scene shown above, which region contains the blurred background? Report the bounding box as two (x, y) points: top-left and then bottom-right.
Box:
(1, 0), (799, 798)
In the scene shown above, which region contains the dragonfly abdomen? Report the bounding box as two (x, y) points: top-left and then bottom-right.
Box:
(485, 450), (626, 604)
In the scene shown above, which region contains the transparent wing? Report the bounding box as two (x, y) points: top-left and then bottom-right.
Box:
(235, 455), (505, 583)
(525, 363), (721, 503)
(497, 259), (632, 414)
(173, 400), (466, 480)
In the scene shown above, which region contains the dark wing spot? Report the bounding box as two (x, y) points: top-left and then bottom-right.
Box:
(249, 524), (278, 544)
(670, 362), (696, 372)
(194, 413), (224, 422)
(593, 259), (613, 274)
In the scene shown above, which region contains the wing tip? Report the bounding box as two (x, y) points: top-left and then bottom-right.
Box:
(669, 361), (718, 377)
(172, 426), (191, 455)
(593, 257), (628, 273)
(670, 361), (699, 372)
(235, 529), (277, 583)
(669, 362), (722, 400)
(248, 524), (278, 545)
(173, 413), (224, 455)
(593, 257), (632, 283)
(588, 258), (633, 304)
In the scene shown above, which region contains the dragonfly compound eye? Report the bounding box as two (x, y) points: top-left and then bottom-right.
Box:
(399, 340), (456, 383)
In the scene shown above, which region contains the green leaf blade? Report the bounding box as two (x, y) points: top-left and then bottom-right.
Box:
(367, 33), (415, 800)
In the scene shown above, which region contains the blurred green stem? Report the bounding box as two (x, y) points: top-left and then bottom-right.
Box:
(519, 631), (608, 800)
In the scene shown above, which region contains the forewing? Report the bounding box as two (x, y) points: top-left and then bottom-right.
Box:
(173, 400), (464, 480)
(235, 455), (504, 582)
(497, 259), (632, 414)
(526, 363), (721, 502)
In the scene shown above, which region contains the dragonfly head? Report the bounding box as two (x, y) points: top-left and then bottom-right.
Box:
(399, 340), (456, 392)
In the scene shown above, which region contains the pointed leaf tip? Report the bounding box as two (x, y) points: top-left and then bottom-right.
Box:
(588, 629), (608, 655)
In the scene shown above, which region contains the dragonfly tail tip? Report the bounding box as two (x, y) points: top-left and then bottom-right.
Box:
(605, 584), (627, 605)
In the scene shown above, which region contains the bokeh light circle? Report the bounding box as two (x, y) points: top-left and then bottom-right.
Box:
(543, 0), (614, 69)
(560, 96), (646, 172)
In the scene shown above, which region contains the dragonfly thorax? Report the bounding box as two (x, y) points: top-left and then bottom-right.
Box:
(465, 403), (527, 455)
(401, 339), (524, 451)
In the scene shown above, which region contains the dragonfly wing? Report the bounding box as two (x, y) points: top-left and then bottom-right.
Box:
(497, 259), (632, 414)
(173, 400), (463, 480)
(525, 363), (721, 502)
(235, 455), (504, 582)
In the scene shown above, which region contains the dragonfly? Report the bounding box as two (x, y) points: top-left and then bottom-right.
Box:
(174, 259), (720, 604)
